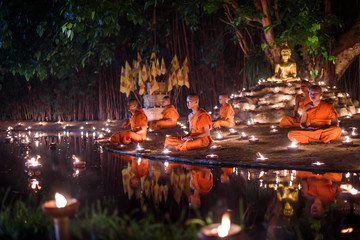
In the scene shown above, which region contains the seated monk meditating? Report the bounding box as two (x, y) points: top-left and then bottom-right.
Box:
(110, 99), (148, 144)
(288, 85), (341, 143)
(149, 96), (179, 130)
(164, 94), (213, 151)
(268, 43), (300, 82)
(280, 80), (312, 128)
(213, 94), (235, 129)
(188, 167), (213, 209)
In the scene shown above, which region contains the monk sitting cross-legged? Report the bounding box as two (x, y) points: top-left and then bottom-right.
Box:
(280, 80), (312, 128)
(164, 94), (213, 151)
(213, 94), (235, 129)
(149, 96), (179, 131)
(288, 85), (341, 144)
(110, 100), (148, 145)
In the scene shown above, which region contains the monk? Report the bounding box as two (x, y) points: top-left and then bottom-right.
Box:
(110, 100), (148, 144)
(279, 80), (312, 128)
(164, 94), (213, 151)
(213, 94), (235, 129)
(297, 171), (342, 218)
(149, 96), (179, 130)
(288, 85), (341, 143)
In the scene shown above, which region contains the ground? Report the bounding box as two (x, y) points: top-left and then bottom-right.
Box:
(1, 115), (360, 173)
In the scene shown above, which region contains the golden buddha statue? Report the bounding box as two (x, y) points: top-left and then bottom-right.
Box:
(268, 44), (300, 82)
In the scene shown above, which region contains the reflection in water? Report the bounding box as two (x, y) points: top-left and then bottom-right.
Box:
(1, 130), (360, 239)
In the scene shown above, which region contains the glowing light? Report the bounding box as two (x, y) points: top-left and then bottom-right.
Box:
(214, 106), (218, 110)
(164, 161), (169, 167)
(312, 161), (325, 166)
(216, 132), (223, 139)
(80, 126), (84, 129)
(85, 122), (88, 125)
(107, 119), (110, 123)
(341, 228), (353, 234)
(137, 143), (143, 151)
(55, 193), (67, 208)
(288, 141), (298, 149)
(217, 213), (231, 237)
(163, 148), (170, 154)
(256, 152), (267, 161)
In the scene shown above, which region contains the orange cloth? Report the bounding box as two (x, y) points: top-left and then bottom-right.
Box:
(297, 171), (342, 204)
(213, 103), (235, 128)
(191, 170), (213, 194)
(279, 94), (311, 128)
(149, 105), (179, 130)
(288, 101), (341, 143)
(221, 168), (233, 176)
(164, 108), (213, 151)
(110, 108), (148, 144)
(131, 158), (149, 178)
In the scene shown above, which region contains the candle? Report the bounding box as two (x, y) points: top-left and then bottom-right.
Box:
(240, 132), (248, 140)
(85, 122), (88, 125)
(26, 155), (42, 169)
(342, 136), (353, 146)
(215, 132), (224, 140)
(346, 113), (352, 119)
(107, 119), (110, 123)
(72, 155), (86, 168)
(163, 148), (170, 154)
(214, 106), (218, 110)
(245, 106), (250, 111)
(29, 178), (41, 191)
(249, 136), (259, 144)
(341, 228), (354, 234)
(270, 128), (278, 134)
(256, 152), (268, 162)
(287, 141), (298, 150)
(42, 193), (79, 240)
(351, 128), (359, 138)
(198, 213), (241, 240)
(210, 145), (222, 150)
(273, 87), (279, 93)
(311, 161), (325, 166)
(229, 128), (238, 135)
(206, 154), (219, 159)
(136, 143), (150, 153)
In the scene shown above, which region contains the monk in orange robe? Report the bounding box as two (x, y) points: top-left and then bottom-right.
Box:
(110, 100), (148, 144)
(188, 167), (213, 208)
(297, 171), (342, 218)
(149, 96), (179, 130)
(164, 94), (213, 151)
(288, 85), (341, 143)
(280, 80), (312, 128)
(213, 94), (235, 129)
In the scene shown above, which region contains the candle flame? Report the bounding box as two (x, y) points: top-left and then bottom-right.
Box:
(31, 179), (40, 189)
(163, 148), (170, 154)
(72, 155), (79, 163)
(341, 228), (353, 234)
(164, 161), (169, 167)
(217, 132), (222, 138)
(241, 132), (246, 137)
(137, 143), (143, 150)
(217, 213), (231, 237)
(55, 193), (67, 208)
(345, 136), (351, 142)
(289, 141), (297, 148)
(251, 136), (255, 140)
(257, 152), (266, 160)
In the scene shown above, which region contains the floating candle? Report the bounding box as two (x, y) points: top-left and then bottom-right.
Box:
(249, 136), (259, 144)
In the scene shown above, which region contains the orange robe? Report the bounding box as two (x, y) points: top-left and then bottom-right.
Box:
(131, 158), (149, 178)
(164, 108), (213, 151)
(288, 101), (341, 143)
(149, 105), (179, 130)
(213, 103), (235, 128)
(110, 108), (148, 144)
(191, 170), (213, 194)
(297, 171), (342, 204)
(280, 94), (312, 128)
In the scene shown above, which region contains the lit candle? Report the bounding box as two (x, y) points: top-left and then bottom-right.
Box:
(41, 193), (79, 240)
(245, 106), (250, 111)
(214, 106), (218, 110)
(287, 141), (298, 150)
(107, 119), (110, 123)
(29, 178), (41, 191)
(249, 136), (259, 144)
(210, 145), (222, 150)
(270, 128), (278, 134)
(351, 128), (359, 137)
(26, 155), (42, 169)
(163, 148), (170, 154)
(85, 122), (88, 125)
(206, 154), (219, 159)
(256, 152), (268, 162)
(215, 132), (224, 140)
(198, 213), (241, 240)
(311, 161), (325, 166)
(229, 128), (238, 135)
(342, 136), (353, 146)
(346, 113), (352, 119)
(136, 143), (150, 153)
(240, 132), (248, 140)
(72, 155), (86, 168)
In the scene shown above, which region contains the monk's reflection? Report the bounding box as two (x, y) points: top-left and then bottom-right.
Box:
(297, 171), (342, 218)
(186, 166), (213, 209)
(220, 168), (233, 184)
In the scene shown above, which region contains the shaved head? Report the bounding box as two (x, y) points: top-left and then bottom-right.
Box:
(301, 80), (311, 87)
(188, 94), (199, 101)
(309, 85), (323, 93)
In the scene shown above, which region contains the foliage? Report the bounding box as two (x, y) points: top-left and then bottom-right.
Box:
(240, 51), (271, 86)
(0, 189), (198, 240)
